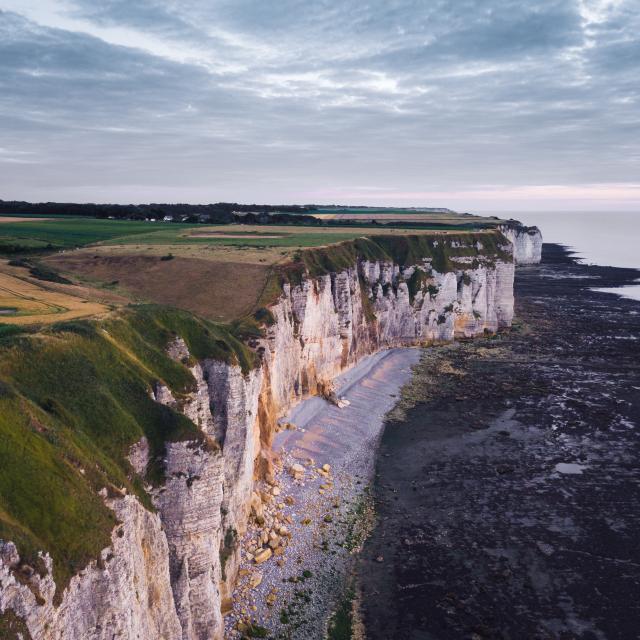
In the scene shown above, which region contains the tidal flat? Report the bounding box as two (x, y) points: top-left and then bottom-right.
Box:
(359, 244), (640, 640)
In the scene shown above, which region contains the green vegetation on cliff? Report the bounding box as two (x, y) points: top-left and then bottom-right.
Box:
(277, 231), (511, 289)
(0, 305), (257, 597)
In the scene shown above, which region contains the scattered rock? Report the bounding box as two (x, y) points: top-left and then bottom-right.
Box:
(249, 572), (262, 589)
(250, 491), (263, 519)
(268, 535), (281, 550)
(495, 464), (515, 475)
(536, 541), (555, 556)
(289, 463), (305, 480)
(254, 548), (272, 564)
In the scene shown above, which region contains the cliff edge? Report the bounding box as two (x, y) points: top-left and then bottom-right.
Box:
(1, 231), (518, 639)
(499, 222), (543, 264)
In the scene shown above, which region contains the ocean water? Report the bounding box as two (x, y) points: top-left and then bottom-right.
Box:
(506, 211), (640, 301)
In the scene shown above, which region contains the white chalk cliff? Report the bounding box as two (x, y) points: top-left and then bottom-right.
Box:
(0, 231), (529, 639)
(499, 222), (543, 264)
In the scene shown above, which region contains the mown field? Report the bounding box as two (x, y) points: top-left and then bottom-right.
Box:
(0, 270), (108, 325)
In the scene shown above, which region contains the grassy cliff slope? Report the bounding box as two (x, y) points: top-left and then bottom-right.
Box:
(0, 306), (256, 596)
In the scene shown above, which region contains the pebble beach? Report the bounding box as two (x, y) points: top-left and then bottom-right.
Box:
(224, 347), (421, 638)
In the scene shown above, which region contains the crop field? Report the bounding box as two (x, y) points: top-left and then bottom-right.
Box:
(47, 253), (271, 323)
(100, 222), (482, 248)
(0, 216), (198, 251)
(0, 216), (500, 324)
(0, 214), (498, 253)
(0, 268), (108, 325)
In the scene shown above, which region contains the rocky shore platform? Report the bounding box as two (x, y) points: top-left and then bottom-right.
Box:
(358, 244), (640, 640)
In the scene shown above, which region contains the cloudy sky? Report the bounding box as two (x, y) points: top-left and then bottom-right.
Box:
(0, 0), (638, 211)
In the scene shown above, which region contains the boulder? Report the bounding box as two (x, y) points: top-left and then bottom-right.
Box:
(254, 548), (272, 564)
(249, 572), (262, 589)
(289, 463), (305, 480)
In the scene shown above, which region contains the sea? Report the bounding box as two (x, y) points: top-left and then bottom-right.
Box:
(506, 210), (640, 301)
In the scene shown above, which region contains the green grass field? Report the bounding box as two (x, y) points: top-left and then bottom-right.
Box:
(0, 218), (199, 252)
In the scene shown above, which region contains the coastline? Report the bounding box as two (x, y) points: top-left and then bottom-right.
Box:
(358, 244), (640, 639)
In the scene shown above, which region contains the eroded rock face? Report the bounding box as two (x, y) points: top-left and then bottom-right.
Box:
(0, 495), (181, 640)
(151, 353), (263, 640)
(261, 252), (515, 416)
(0, 239), (516, 639)
(499, 223), (543, 264)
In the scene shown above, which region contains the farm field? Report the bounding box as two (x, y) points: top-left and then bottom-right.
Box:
(311, 208), (505, 225)
(1, 215), (503, 325)
(47, 253), (271, 323)
(0, 267), (109, 325)
(0, 216), (198, 251)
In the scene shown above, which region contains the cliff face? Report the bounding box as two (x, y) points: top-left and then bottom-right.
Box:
(263, 250), (514, 419)
(499, 223), (543, 264)
(0, 233), (516, 640)
(0, 495), (181, 640)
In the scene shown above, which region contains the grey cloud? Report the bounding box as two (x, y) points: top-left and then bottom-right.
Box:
(0, 1), (638, 206)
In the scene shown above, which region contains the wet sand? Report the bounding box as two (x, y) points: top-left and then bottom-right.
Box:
(359, 245), (640, 640)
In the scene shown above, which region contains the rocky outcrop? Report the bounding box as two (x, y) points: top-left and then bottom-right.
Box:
(499, 222), (543, 264)
(150, 343), (263, 640)
(0, 495), (181, 640)
(0, 232), (517, 639)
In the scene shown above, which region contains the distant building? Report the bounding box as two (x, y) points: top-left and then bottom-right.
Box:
(163, 215), (174, 222)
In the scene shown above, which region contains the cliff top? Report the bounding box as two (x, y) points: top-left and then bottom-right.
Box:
(0, 213), (512, 326)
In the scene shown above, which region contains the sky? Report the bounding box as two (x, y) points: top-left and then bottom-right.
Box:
(0, 0), (639, 212)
